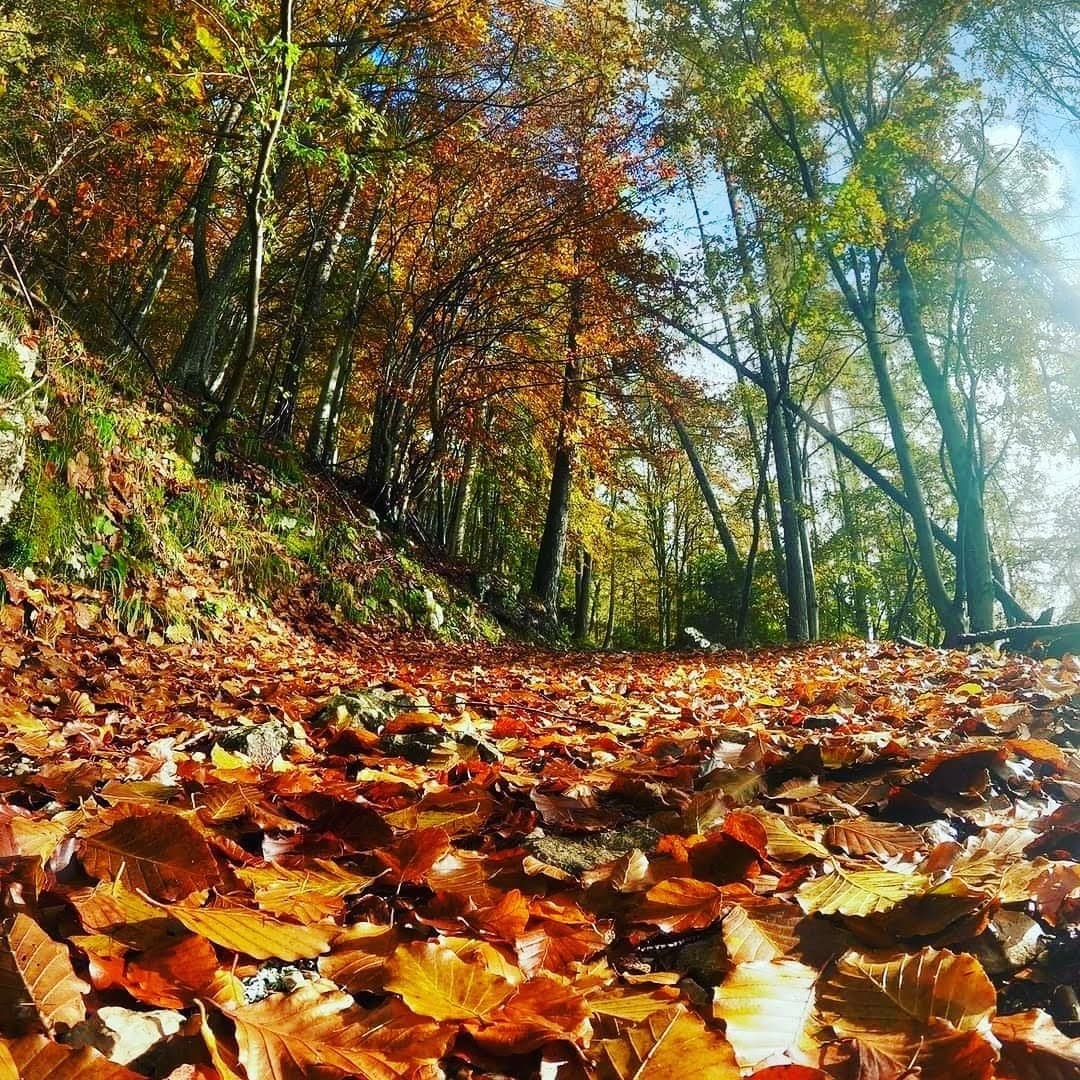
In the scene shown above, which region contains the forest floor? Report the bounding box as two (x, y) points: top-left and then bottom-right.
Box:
(0, 569), (1079, 1078)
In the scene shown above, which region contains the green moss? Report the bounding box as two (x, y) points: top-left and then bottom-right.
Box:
(0, 457), (82, 567)
(0, 342), (28, 397)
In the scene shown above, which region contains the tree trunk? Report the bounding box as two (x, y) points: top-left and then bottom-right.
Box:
(447, 423), (479, 558)
(531, 278), (583, 618)
(573, 549), (593, 644)
(887, 242), (995, 634)
(654, 310), (1032, 627)
(823, 391), (871, 638)
(667, 405), (740, 569)
(724, 172), (808, 640)
(266, 176), (358, 442)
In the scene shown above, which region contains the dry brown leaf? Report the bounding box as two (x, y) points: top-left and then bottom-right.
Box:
(0, 1033), (141, 1079)
(79, 811), (220, 900)
(593, 1004), (740, 1079)
(823, 820), (924, 860)
(236, 860), (377, 922)
(818, 947), (996, 1036)
(992, 1009), (1080, 1080)
(0, 914), (88, 1035)
(638, 878), (728, 932)
(317, 922), (398, 993)
(228, 983), (450, 1080)
(721, 898), (803, 963)
(797, 867), (927, 917)
(161, 900), (334, 961)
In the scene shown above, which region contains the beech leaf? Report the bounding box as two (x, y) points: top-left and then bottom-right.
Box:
(0, 914), (88, 1035)
(229, 984), (449, 1080)
(79, 811), (220, 900)
(992, 1009), (1080, 1080)
(383, 940), (515, 1021)
(818, 947), (996, 1036)
(594, 1004), (740, 1079)
(713, 959), (818, 1068)
(160, 900), (334, 961)
(797, 867), (927, 916)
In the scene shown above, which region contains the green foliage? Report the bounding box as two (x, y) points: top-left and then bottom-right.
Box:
(0, 343), (29, 397)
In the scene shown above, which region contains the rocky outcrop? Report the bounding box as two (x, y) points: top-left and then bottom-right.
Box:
(0, 320), (37, 528)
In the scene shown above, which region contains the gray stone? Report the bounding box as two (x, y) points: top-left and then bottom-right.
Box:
(527, 824), (661, 875)
(219, 719), (292, 766)
(0, 322), (38, 528)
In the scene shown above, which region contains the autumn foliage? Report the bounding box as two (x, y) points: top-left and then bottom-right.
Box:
(0, 568), (1077, 1077)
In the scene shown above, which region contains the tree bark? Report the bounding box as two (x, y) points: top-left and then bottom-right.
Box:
(531, 278), (583, 618)
(887, 241), (995, 633)
(666, 405), (740, 569)
(205, 0), (294, 458)
(266, 176), (358, 442)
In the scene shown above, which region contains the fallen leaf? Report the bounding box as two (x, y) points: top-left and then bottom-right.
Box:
(383, 940), (515, 1021)
(713, 959), (818, 1068)
(0, 914), (88, 1035)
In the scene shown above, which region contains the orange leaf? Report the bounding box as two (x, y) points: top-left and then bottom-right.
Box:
(0, 914), (88, 1036)
(383, 940), (514, 1021)
(79, 811), (221, 900)
(159, 900), (334, 961)
(639, 878), (728, 933)
(228, 984), (450, 1080)
(0, 1033), (140, 1078)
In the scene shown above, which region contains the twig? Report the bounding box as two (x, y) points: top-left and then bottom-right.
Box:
(2, 243), (35, 316)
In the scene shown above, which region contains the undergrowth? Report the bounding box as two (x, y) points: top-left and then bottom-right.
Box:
(0, 323), (502, 645)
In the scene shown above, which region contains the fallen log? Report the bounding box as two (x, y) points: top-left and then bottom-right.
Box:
(955, 622), (1080, 657)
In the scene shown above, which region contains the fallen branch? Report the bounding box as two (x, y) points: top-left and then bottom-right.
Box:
(954, 622), (1080, 647)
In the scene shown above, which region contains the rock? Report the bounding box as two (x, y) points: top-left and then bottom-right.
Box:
(971, 910), (1045, 975)
(219, 719), (292, 766)
(379, 730), (445, 764)
(242, 962), (323, 1004)
(0, 320), (38, 528)
(527, 824), (661, 875)
(312, 689), (427, 733)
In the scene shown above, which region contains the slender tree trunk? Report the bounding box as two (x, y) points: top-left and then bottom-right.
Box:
(887, 243), (995, 634)
(267, 177), (359, 442)
(205, 0), (294, 459)
(603, 555), (616, 648)
(724, 172), (808, 639)
(531, 278), (583, 618)
(823, 391), (871, 638)
(659, 309), (1031, 627)
(573, 549), (593, 644)
(447, 422), (479, 559)
(666, 406), (740, 569)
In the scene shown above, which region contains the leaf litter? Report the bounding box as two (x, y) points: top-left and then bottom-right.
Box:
(0, 574), (1079, 1077)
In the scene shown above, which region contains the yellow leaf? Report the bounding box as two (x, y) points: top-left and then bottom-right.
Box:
(237, 860), (377, 922)
(818, 947), (996, 1036)
(593, 1004), (740, 1079)
(721, 898), (803, 963)
(797, 867), (927, 916)
(194, 21), (225, 63)
(754, 811), (829, 861)
(210, 744), (250, 770)
(161, 901), (334, 961)
(384, 941), (514, 1021)
(713, 959), (818, 1068)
